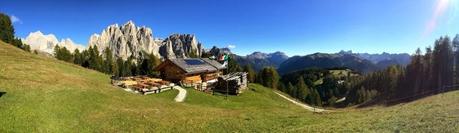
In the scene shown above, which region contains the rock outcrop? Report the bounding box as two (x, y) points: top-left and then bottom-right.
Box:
(22, 31), (85, 54)
(88, 21), (160, 60)
(208, 46), (232, 56)
(159, 34), (202, 59)
(88, 21), (203, 60)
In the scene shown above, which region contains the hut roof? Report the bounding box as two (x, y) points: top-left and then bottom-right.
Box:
(201, 58), (227, 70)
(156, 58), (226, 75)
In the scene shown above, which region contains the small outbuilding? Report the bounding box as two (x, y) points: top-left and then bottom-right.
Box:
(213, 72), (248, 95)
(154, 58), (226, 86)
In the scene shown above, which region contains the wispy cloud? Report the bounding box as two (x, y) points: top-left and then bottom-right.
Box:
(227, 44), (236, 49)
(10, 15), (22, 24)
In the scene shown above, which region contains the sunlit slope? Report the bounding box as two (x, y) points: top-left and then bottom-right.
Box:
(0, 41), (458, 132)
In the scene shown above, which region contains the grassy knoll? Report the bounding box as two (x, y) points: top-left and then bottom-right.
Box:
(0, 41), (458, 132)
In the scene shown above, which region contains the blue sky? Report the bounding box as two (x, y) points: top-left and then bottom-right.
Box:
(1, 0), (458, 56)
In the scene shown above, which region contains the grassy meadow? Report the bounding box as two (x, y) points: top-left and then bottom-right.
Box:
(0, 41), (458, 132)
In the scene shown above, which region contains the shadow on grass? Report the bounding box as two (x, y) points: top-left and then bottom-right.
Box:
(0, 92), (5, 97)
(357, 88), (459, 108)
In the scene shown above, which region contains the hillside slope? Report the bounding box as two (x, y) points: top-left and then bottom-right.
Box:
(0, 41), (458, 132)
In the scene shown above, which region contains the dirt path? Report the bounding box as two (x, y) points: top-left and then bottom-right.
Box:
(173, 86), (187, 102)
(274, 91), (328, 113)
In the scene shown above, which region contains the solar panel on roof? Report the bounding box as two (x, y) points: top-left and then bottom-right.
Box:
(185, 59), (205, 65)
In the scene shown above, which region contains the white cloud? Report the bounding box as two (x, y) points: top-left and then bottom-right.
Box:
(227, 44), (236, 49)
(10, 15), (22, 24)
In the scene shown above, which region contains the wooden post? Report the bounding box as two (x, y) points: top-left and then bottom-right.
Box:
(226, 79), (229, 99)
(226, 69), (228, 99)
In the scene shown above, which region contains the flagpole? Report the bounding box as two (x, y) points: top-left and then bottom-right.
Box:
(226, 54), (229, 100)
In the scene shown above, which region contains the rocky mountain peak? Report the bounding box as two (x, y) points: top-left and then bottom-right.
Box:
(88, 21), (203, 60)
(22, 31), (85, 54)
(208, 46), (232, 57)
(88, 21), (159, 60)
(159, 34), (202, 59)
(247, 52), (268, 59)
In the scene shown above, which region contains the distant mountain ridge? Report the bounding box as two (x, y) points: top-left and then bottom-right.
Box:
(206, 47), (409, 73)
(278, 53), (378, 74)
(235, 51), (289, 71)
(336, 50), (410, 64)
(277, 51), (411, 74)
(22, 31), (85, 54)
(205, 47), (289, 71)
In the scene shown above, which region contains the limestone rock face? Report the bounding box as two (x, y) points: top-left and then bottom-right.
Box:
(159, 34), (202, 59)
(208, 46), (232, 56)
(89, 21), (202, 60)
(88, 21), (160, 60)
(22, 31), (85, 54)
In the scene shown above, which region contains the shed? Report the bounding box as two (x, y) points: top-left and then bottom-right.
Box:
(213, 72), (248, 95)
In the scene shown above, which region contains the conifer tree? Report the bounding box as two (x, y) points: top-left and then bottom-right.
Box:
(296, 76), (310, 102)
(243, 64), (256, 83)
(0, 13), (14, 43)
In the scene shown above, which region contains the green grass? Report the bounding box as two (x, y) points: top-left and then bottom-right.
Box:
(0, 41), (458, 132)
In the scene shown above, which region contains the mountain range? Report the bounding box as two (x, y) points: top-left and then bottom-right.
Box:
(22, 31), (85, 54)
(88, 21), (203, 60)
(24, 21), (203, 59)
(234, 51), (289, 71)
(278, 51), (411, 74)
(21, 21), (411, 74)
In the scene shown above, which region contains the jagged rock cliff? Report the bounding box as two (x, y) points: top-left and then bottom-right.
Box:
(88, 21), (202, 60)
(22, 31), (85, 54)
(88, 21), (160, 60)
(159, 34), (202, 59)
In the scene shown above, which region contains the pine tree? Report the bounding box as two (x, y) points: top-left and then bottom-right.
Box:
(116, 58), (126, 77)
(54, 45), (73, 62)
(453, 35), (459, 85)
(54, 45), (61, 58)
(227, 55), (243, 74)
(0, 13), (31, 52)
(296, 76), (310, 102)
(422, 47), (433, 93)
(260, 67), (280, 89)
(81, 49), (90, 68)
(73, 49), (82, 65)
(0, 13), (14, 43)
(278, 82), (286, 92)
(88, 46), (103, 71)
(311, 88), (322, 106)
(287, 82), (296, 96)
(127, 56), (137, 76)
(243, 64), (256, 83)
(139, 53), (161, 77)
(432, 36), (454, 92)
(103, 48), (114, 74)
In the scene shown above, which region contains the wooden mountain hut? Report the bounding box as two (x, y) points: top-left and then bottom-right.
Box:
(154, 58), (226, 86)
